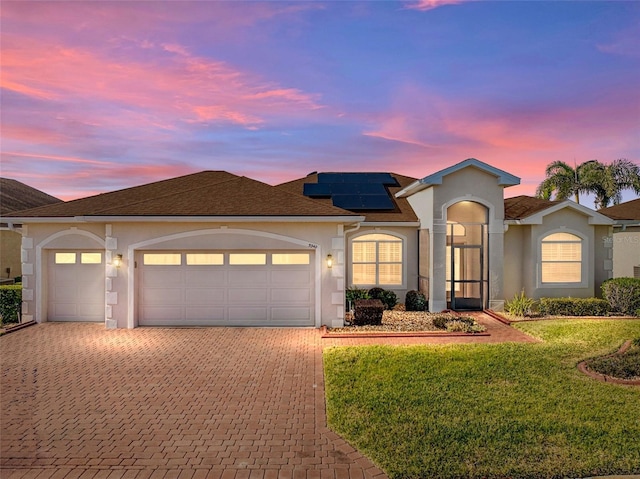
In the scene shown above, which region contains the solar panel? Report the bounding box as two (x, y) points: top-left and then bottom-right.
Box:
(303, 172), (398, 211)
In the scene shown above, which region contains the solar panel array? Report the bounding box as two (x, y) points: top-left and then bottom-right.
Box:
(303, 173), (399, 211)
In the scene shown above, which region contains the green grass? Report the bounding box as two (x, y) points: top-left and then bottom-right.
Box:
(323, 319), (640, 479)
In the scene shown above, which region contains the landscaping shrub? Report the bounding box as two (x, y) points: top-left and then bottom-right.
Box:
(367, 287), (385, 300)
(505, 290), (536, 317)
(353, 299), (384, 326)
(346, 286), (369, 310)
(405, 290), (427, 311)
(538, 297), (610, 317)
(380, 290), (398, 311)
(431, 313), (486, 333)
(602, 277), (640, 316)
(0, 285), (22, 325)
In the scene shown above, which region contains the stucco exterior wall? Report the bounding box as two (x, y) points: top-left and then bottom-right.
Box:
(407, 167), (508, 312)
(524, 209), (611, 299)
(503, 224), (525, 301)
(345, 225), (419, 306)
(611, 229), (640, 278)
(20, 220), (347, 329)
(0, 229), (22, 280)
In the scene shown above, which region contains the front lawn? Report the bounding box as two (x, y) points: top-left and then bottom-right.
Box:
(323, 319), (640, 479)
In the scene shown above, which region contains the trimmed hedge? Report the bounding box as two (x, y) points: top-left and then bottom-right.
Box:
(353, 299), (384, 326)
(602, 277), (640, 316)
(0, 285), (22, 324)
(405, 290), (427, 312)
(538, 297), (610, 317)
(379, 290), (398, 311)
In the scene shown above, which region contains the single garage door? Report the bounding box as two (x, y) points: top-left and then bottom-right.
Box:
(138, 250), (315, 327)
(48, 250), (104, 322)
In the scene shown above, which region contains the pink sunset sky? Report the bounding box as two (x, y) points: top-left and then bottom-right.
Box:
(1, 1), (639, 207)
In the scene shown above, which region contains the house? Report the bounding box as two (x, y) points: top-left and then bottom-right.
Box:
(0, 178), (62, 283)
(599, 198), (640, 278)
(1, 159), (615, 329)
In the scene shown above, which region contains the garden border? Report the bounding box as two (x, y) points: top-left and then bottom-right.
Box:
(577, 340), (640, 386)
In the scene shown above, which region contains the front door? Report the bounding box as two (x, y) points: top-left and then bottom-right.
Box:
(451, 244), (484, 311)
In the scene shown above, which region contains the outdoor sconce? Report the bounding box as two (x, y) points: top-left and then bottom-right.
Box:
(112, 254), (123, 268)
(326, 254), (333, 268)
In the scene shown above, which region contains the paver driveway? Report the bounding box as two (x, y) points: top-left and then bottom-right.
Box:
(1, 324), (386, 479)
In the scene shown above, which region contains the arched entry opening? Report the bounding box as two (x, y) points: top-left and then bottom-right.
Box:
(446, 201), (488, 310)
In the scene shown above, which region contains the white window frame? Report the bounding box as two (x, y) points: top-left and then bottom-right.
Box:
(350, 231), (406, 288)
(538, 229), (587, 288)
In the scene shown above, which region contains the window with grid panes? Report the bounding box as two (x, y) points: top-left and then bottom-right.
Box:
(541, 232), (582, 283)
(352, 233), (402, 286)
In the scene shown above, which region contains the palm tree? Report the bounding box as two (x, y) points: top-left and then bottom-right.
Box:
(536, 159), (640, 208)
(595, 159), (640, 208)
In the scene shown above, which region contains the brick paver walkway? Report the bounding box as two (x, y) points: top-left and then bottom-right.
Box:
(1, 316), (535, 479)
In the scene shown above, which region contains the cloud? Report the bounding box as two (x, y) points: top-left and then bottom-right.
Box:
(597, 24), (640, 58)
(404, 0), (469, 12)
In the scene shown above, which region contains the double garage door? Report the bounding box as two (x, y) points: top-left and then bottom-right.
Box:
(138, 250), (315, 327)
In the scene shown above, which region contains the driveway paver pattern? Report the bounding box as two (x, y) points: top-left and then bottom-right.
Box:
(1, 324), (385, 479)
(1, 316), (535, 479)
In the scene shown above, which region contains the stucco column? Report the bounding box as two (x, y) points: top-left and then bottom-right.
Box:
(429, 220), (448, 312)
(488, 222), (505, 311)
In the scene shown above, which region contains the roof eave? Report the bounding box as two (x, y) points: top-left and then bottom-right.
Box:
(506, 201), (614, 225)
(9, 215), (365, 224)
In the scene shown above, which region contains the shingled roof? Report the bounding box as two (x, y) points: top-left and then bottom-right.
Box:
(598, 198), (640, 221)
(277, 172), (419, 223)
(4, 171), (359, 218)
(0, 178), (62, 215)
(504, 195), (561, 220)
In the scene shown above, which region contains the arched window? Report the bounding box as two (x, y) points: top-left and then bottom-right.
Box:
(352, 233), (403, 286)
(541, 232), (582, 283)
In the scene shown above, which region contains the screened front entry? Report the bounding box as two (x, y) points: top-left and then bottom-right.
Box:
(446, 201), (488, 310)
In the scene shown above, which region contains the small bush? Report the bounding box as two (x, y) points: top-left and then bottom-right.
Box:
(353, 299), (384, 326)
(539, 297), (610, 317)
(602, 277), (640, 316)
(431, 314), (486, 333)
(0, 285), (22, 325)
(346, 286), (369, 311)
(379, 290), (398, 311)
(405, 290), (427, 312)
(368, 287), (385, 300)
(505, 290), (536, 317)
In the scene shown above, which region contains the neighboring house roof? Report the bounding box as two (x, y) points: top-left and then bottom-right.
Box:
(277, 172), (419, 223)
(4, 171), (360, 219)
(0, 178), (62, 215)
(504, 195), (613, 225)
(396, 158), (521, 197)
(598, 198), (640, 221)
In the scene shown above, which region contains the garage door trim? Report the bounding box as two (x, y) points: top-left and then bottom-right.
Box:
(127, 228), (323, 328)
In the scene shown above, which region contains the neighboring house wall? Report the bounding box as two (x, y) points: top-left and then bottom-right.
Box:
(21, 221), (346, 329)
(611, 228), (640, 278)
(0, 229), (22, 281)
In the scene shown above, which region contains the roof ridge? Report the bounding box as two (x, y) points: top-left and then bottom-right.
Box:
(90, 173), (242, 215)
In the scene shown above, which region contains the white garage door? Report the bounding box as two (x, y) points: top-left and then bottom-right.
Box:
(138, 250), (315, 327)
(48, 251), (104, 322)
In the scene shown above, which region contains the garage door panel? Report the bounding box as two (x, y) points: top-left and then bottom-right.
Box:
(143, 269), (184, 286)
(228, 270), (268, 284)
(78, 303), (104, 317)
(143, 288), (183, 304)
(186, 307), (225, 321)
(271, 288), (310, 302)
(185, 288), (225, 304)
(229, 307), (268, 321)
(271, 307), (311, 321)
(53, 303), (77, 317)
(228, 288), (268, 302)
(271, 270), (311, 285)
(138, 250), (314, 326)
(185, 269), (225, 286)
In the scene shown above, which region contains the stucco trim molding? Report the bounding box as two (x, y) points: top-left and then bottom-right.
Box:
(35, 228), (106, 324)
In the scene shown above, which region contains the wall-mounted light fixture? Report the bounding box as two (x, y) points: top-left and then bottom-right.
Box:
(326, 254), (333, 268)
(112, 254), (123, 268)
